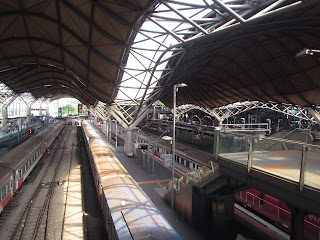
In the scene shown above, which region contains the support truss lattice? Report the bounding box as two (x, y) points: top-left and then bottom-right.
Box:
(176, 101), (319, 124)
(102, 0), (303, 128)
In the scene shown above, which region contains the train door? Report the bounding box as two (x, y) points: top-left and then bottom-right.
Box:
(10, 174), (14, 196)
(14, 169), (20, 191)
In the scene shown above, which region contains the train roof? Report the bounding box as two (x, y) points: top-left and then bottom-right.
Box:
(0, 166), (12, 187)
(0, 121), (63, 169)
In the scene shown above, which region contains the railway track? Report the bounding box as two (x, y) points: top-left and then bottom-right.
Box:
(0, 135), (60, 239)
(8, 125), (73, 240)
(42, 126), (78, 239)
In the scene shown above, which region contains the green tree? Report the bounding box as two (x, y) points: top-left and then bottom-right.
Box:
(61, 104), (77, 116)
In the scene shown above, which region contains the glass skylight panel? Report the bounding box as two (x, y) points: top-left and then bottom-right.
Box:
(116, 0), (287, 108)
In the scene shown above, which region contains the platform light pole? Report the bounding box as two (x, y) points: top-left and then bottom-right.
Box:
(172, 83), (187, 210)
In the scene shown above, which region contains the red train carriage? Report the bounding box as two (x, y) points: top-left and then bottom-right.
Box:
(0, 168), (13, 214)
(236, 188), (320, 240)
(0, 121), (64, 215)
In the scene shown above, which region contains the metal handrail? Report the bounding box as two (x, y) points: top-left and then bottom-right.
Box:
(263, 128), (312, 150)
(239, 192), (320, 233)
(264, 136), (320, 149)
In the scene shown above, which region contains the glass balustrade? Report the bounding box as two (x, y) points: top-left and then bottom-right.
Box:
(216, 131), (320, 190)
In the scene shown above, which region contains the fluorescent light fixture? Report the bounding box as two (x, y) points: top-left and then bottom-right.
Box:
(177, 83), (187, 88)
(296, 48), (320, 58)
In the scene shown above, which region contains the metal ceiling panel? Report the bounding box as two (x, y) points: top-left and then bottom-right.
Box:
(158, 1), (320, 109)
(0, 0), (156, 106)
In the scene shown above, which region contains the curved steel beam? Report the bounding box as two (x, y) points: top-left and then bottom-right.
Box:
(0, 11), (121, 67)
(0, 56), (111, 100)
(0, 37), (114, 85)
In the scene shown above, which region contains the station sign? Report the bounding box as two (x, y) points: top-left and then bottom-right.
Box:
(164, 154), (172, 167)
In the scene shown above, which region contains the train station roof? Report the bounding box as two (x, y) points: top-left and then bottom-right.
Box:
(0, 0), (319, 111)
(0, 0), (155, 106)
(158, 0), (320, 108)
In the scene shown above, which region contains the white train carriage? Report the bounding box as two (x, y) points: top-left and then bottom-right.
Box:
(132, 131), (211, 176)
(81, 120), (182, 240)
(0, 121), (64, 215)
(99, 122), (211, 176)
(0, 168), (13, 214)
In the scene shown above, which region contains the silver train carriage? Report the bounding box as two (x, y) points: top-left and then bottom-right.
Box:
(81, 120), (181, 240)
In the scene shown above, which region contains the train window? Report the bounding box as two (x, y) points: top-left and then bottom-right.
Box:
(6, 183), (9, 194)
(1, 188), (6, 200)
(189, 162), (194, 169)
(185, 160), (189, 166)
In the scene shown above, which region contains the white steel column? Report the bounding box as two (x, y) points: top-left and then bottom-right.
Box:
(27, 107), (31, 126)
(307, 107), (320, 125)
(2, 95), (18, 127)
(124, 130), (134, 157)
(2, 105), (8, 127)
(39, 102), (42, 116)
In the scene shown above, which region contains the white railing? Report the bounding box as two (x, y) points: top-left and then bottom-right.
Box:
(220, 123), (270, 133)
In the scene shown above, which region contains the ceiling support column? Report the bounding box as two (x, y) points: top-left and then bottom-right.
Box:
(107, 105), (151, 156)
(101, 115), (111, 137)
(124, 130), (134, 157)
(2, 94), (18, 127)
(290, 207), (305, 240)
(39, 102), (42, 117)
(127, 106), (150, 130)
(28, 99), (38, 126)
(2, 105), (8, 128)
(125, 106), (151, 157)
(26, 107), (31, 126)
(45, 100), (50, 116)
(307, 107), (320, 125)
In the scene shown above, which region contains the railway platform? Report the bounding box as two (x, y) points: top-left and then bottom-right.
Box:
(93, 124), (206, 240)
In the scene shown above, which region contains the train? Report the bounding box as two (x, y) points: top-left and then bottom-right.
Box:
(81, 120), (182, 240)
(101, 120), (320, 239)
(236, 188), (320, 240)
(98, 121), (212, 177)
(0, 121), (64, 215)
